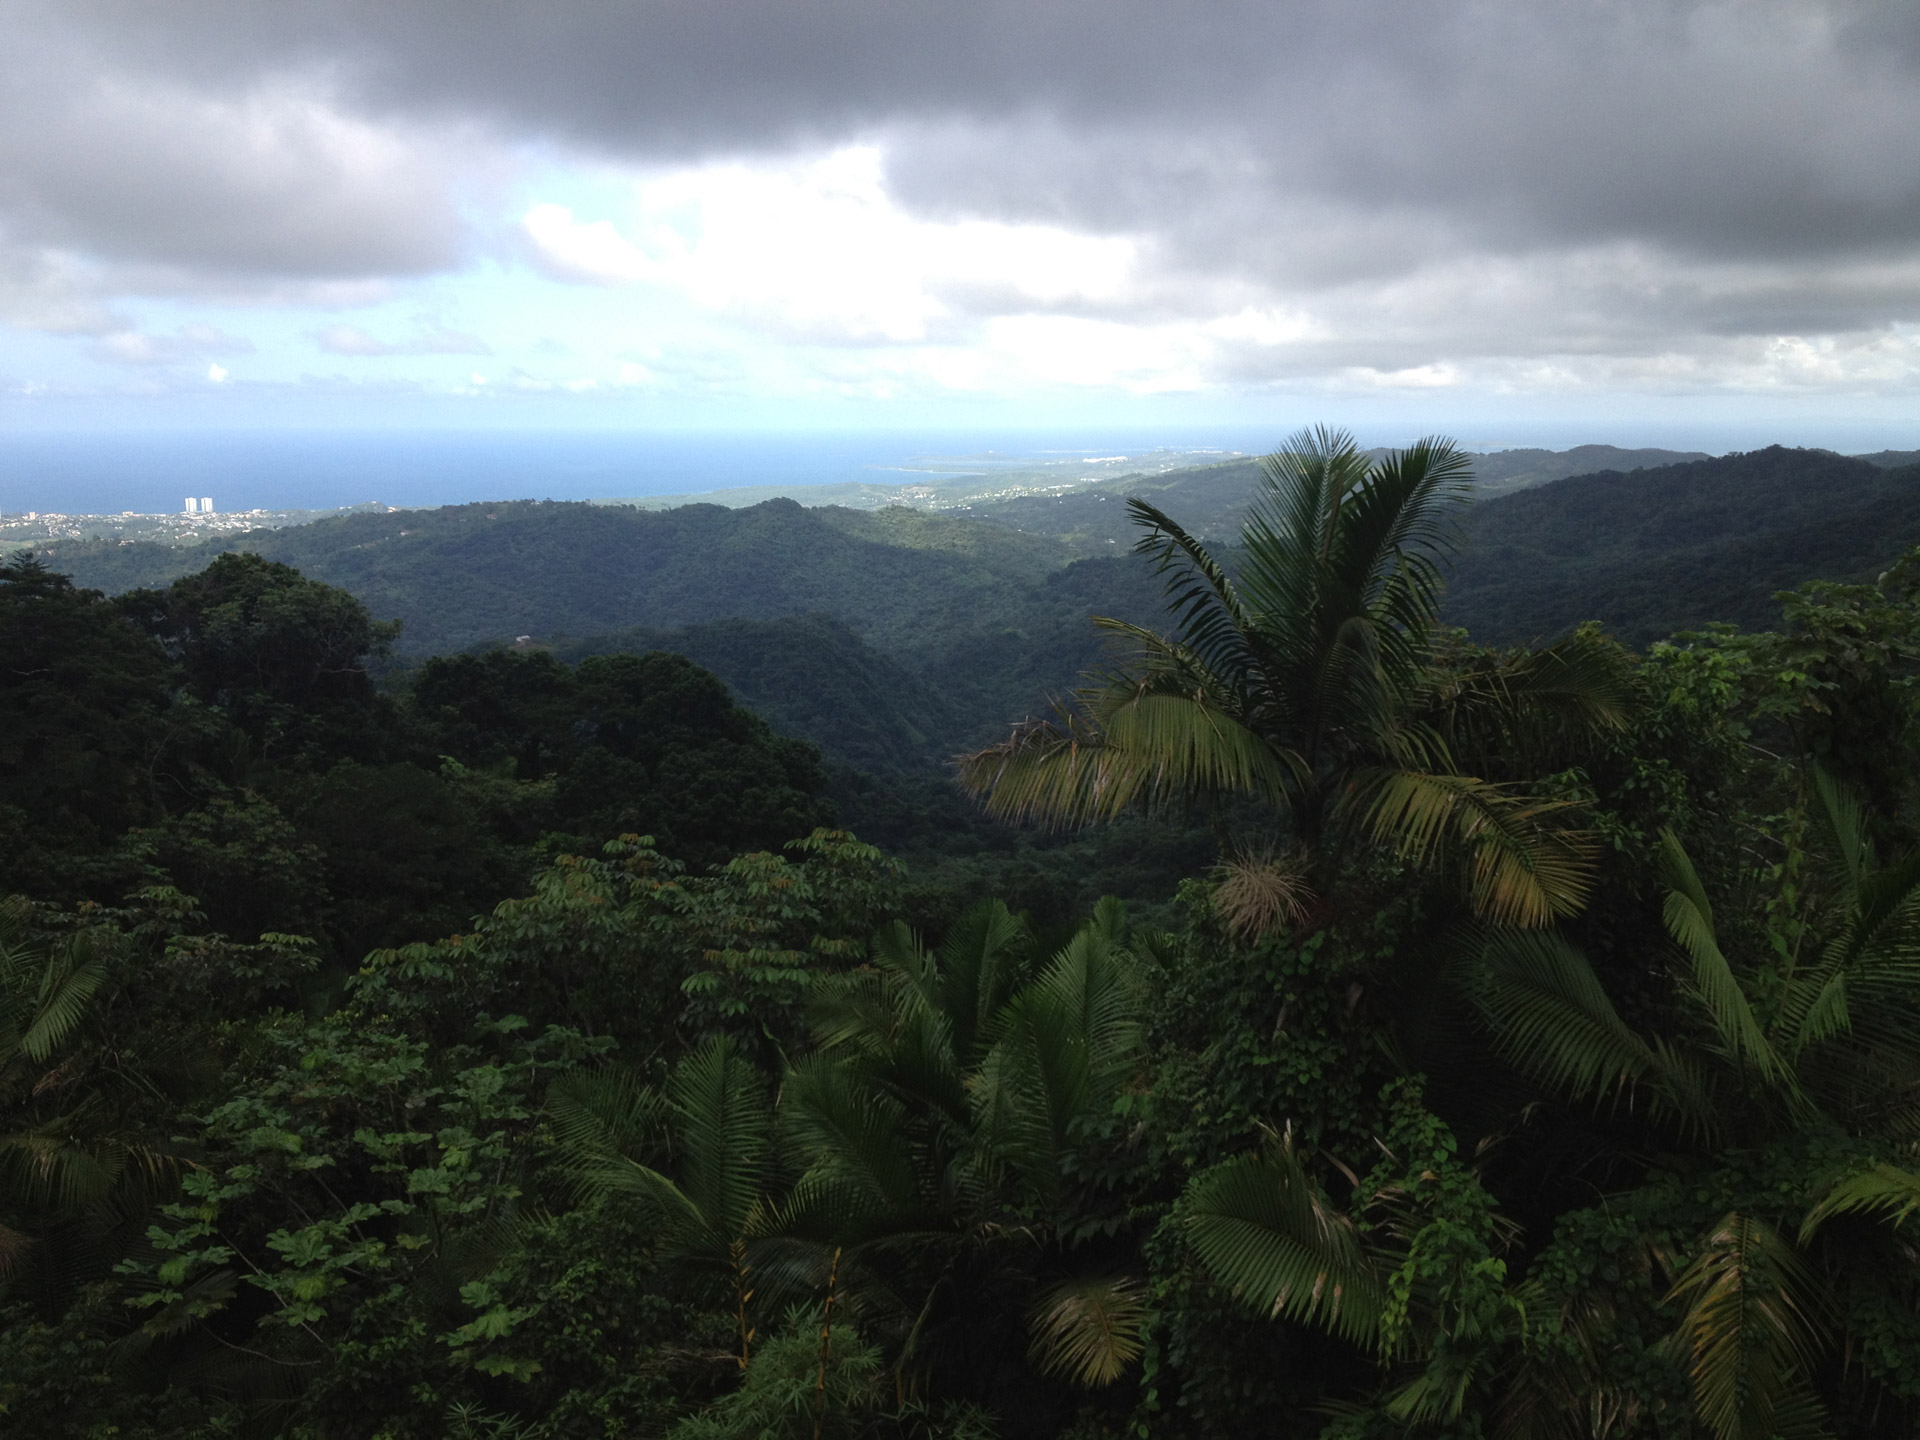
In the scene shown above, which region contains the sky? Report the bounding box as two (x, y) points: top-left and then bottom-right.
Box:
(4, 0), (1920, 450)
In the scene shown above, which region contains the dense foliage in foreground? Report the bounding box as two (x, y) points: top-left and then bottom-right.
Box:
(10, 432), (1920, 1440)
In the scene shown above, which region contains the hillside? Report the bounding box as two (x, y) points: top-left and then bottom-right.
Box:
(1446, 447), (1920, 645)
(39, 498), (1168, 765)
(1465, 444), (1712, 494)
(951, 444), (1710, 550)
(38, 497), (1074, 658)
(34, 444), (1920, 772)
(559, 614), (952, 773)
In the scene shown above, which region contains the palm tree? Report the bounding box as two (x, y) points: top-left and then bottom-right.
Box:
(778, 898), (1149, 1395)
(958, 427), (1627, 928)
(1185, 769), (1920, 1439)
(1, 902), (172, 1295)
(550, 1036), (775, 1368)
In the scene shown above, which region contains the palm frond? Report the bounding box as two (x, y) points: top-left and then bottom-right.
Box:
(1801, 1161), (1920, 1237)
(1, 926), (108, 1069)
(0, 1218), (31, 1284)
(1499, 629), (1636, 728)
(1124, 498), (1268, 689)
(1027, 1274), (1146, 1387)
(670, 1037), (775, 1243)
(781, 1053), (922, 1222)
(1835, 852), (1920, 968)
(549, 1040), (772, 1256)
(548, 1065), (668, 1170)
(1030, 915), (1143, 1098)
(1384, 1345), (1493, 1428)
(1310, 612), (1399, 743)
(1086, 615), (1242, 702)
(1810, 765), (1873, 896)
(1184, 1135), (1387, 1348)
(1472, 930), (1676, 1114)
(1430, 629), (1635, 776)
(1658, 832), (1790, 1086)
(809, 954), (914, 1062)
(546, 1068), (707, 1235)
(1666, 1212), (1831, 1440)
(1238, 428), (1365, 646)
(1334, 436), (1473, 641)
(0, 1123), (120, 1211)
(956, 691), (1298, 827)
(974, 987), (1085, 1203)
(1353, 768), (1597, 928)
(973, 910), (1144, 1199)
(813, 924), (975, 1135)
(18, 948), (106, 1065)
(934, 899), (1030, 1066)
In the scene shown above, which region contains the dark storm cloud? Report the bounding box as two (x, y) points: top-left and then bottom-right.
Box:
(4, 0), (1920, 355)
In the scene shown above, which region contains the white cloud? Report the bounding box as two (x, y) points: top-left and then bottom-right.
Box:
(312, 319), (491, 355)
(522, 147), (1139, 343)
(90, 322), (253, 365)
(523, 204), (655, 284)
(1343, 364), (1463, 390)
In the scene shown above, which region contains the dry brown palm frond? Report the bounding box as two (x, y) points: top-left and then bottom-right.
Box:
(1213, 848), (1315, 943)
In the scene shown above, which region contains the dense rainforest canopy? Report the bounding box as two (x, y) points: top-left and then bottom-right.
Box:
(9, 431), (1920, 1440)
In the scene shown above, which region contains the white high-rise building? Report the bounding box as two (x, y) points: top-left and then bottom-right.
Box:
(200, 497), (214, 514)
(184, 498), (198, 513)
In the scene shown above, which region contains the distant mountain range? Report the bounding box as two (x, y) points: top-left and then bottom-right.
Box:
(616, 442), (1713, 528)
(24, 444), (1920, 773)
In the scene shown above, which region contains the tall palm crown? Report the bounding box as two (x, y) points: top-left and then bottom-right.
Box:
(959, 426), (1615, 927)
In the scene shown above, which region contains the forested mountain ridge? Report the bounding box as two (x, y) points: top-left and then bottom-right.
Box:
(36, 496), (1087, 657)
(946, 442), (1711, 550)
(1447, 445), (1920, 645)
(29, 445), (1741, 672)
(618, 443), (1711, 523)
(31, 444), (1920, 770)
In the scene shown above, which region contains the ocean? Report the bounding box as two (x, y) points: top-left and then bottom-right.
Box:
(0, 427), (1283, 516)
